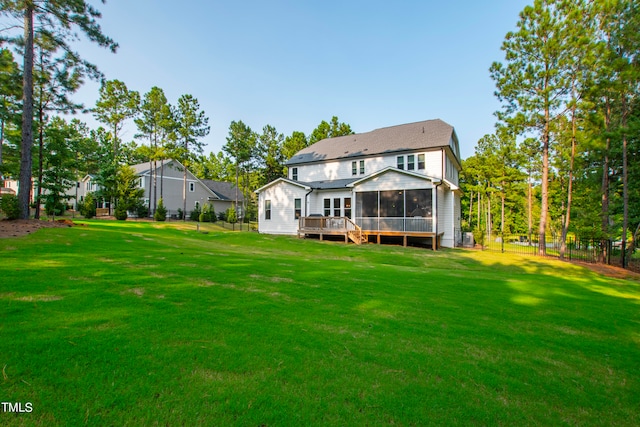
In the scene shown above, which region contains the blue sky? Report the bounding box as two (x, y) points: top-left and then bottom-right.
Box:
(74, 0), (531, 160)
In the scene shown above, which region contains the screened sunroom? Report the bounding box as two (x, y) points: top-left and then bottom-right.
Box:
(354, 188), (433, 233)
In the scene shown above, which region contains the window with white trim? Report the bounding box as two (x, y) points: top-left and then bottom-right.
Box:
(397, 156), (404, 170)
(407, 154), (415, 171)
(189, 182), (195, 192)
(333, 198), (341, 217)
(291, 167), (298, 181)
(265, 199), (271, 220)
(294, 198), (301, 219)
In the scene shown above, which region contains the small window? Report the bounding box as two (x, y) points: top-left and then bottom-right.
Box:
(291, 167), (298, 181)
(294, 198), (301, 219)
(397, 156), (404, 170)
(407, 154), (415, 171)
(189, 182), (195, 192)
(359, 160), (365, 175)
(333, 198), (341, 217)
(351, 161), (357, 176)
(418, 153), (425, 170)
(344, 197), (352, 218)
(265, 199), (271, 220)
(324, 198), (331, 216)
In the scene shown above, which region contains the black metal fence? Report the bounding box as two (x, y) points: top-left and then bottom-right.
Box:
(482, 234), (638, 267)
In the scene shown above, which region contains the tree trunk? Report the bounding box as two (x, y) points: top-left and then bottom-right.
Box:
(18, 6), (34, 219)
(182, 167), (187, 221)
(539, 106), (550, 256)
(35, 121), (43, 219)
(600, 99), (611, 263)
(621, 100), (629, 269)
(528, 173), (533, 246)
(560, 103), (577, 260)
(147, 158), (153, 217)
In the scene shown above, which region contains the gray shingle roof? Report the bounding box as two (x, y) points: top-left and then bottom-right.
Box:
(287, 119), (456, 165)
(299, 178), (360, 190)
(201, 179), (244, 202)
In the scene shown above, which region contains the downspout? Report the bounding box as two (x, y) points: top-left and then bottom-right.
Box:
(304, 188), (313, 216)
(303, 187), (313, 231)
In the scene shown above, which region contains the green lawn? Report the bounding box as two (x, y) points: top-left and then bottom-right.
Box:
(1, 220), (639, 426)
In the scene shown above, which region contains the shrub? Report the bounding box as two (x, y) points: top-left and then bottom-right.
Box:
(114, 200), (128, 220)
(45, 196), (66, 217)
(473, 227), (486, 247)
(0, 194), (21, 220)
(79, 193), (96, 219)
(199, 203), (215, 223)
(227, 204), (238, 224)
(154, 198), (167, 222)
(190, 202), (201, 221)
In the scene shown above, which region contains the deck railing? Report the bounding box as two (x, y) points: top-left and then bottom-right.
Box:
(355, 217), (433, 233)
(299, 216), (365, 244)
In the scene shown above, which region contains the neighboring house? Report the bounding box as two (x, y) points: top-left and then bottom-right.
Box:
(131, 159), (242, 217)
(256, 119), (462, 248)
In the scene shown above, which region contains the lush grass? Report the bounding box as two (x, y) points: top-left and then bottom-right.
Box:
(1, 220), (639, 426)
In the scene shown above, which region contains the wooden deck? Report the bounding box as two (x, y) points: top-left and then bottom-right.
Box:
(298, 217), (444, 249)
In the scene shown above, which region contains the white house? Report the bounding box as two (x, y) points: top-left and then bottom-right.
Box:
(256, 119), (462, 248)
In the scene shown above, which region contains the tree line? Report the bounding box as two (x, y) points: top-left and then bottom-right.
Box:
(462, 0), (639, 268)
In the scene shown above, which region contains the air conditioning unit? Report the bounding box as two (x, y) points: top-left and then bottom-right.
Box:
(463, 232), (474, 248)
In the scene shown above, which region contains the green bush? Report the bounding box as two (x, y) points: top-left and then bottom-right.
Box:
(114, 200), (128, 221)
(45, 196), (66, 217)
(199, 203), (215, 223)
(79, 193), (96, 219)
(0, 194), (21, 220)
(190, 202), (201, 221)
(473, 227), (486, 247)
(226, 204), (238, 224)
(154, 198), (167, 222)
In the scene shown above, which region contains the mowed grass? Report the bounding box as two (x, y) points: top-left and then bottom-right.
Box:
(1, 220), (639, 426)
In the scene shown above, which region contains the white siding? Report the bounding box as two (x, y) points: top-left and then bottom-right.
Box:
(258, 182), (309, 235)
(309, 190), (353, 216)
(295, 150), (445, 182)
(353, 170), (435, 192)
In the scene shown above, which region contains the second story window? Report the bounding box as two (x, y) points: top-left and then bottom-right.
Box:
(351, 161), (357, 176)
(189, 182), (195, 192)
(359, 160), (365, 175)
(291, 167), (298, 181)
(397, 156), (404, 170)
(407, 154), (415, 171)
(418, 153), (425, 170)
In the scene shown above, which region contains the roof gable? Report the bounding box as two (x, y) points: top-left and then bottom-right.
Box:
(288, 119), (457, 165)
(348, 167), (441, 188)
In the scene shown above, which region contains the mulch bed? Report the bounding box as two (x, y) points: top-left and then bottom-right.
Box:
(0, 219), (78, 238)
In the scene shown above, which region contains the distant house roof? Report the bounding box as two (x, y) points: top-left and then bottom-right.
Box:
(201, 180), (244, 202)
(287, 119), (459, 166)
